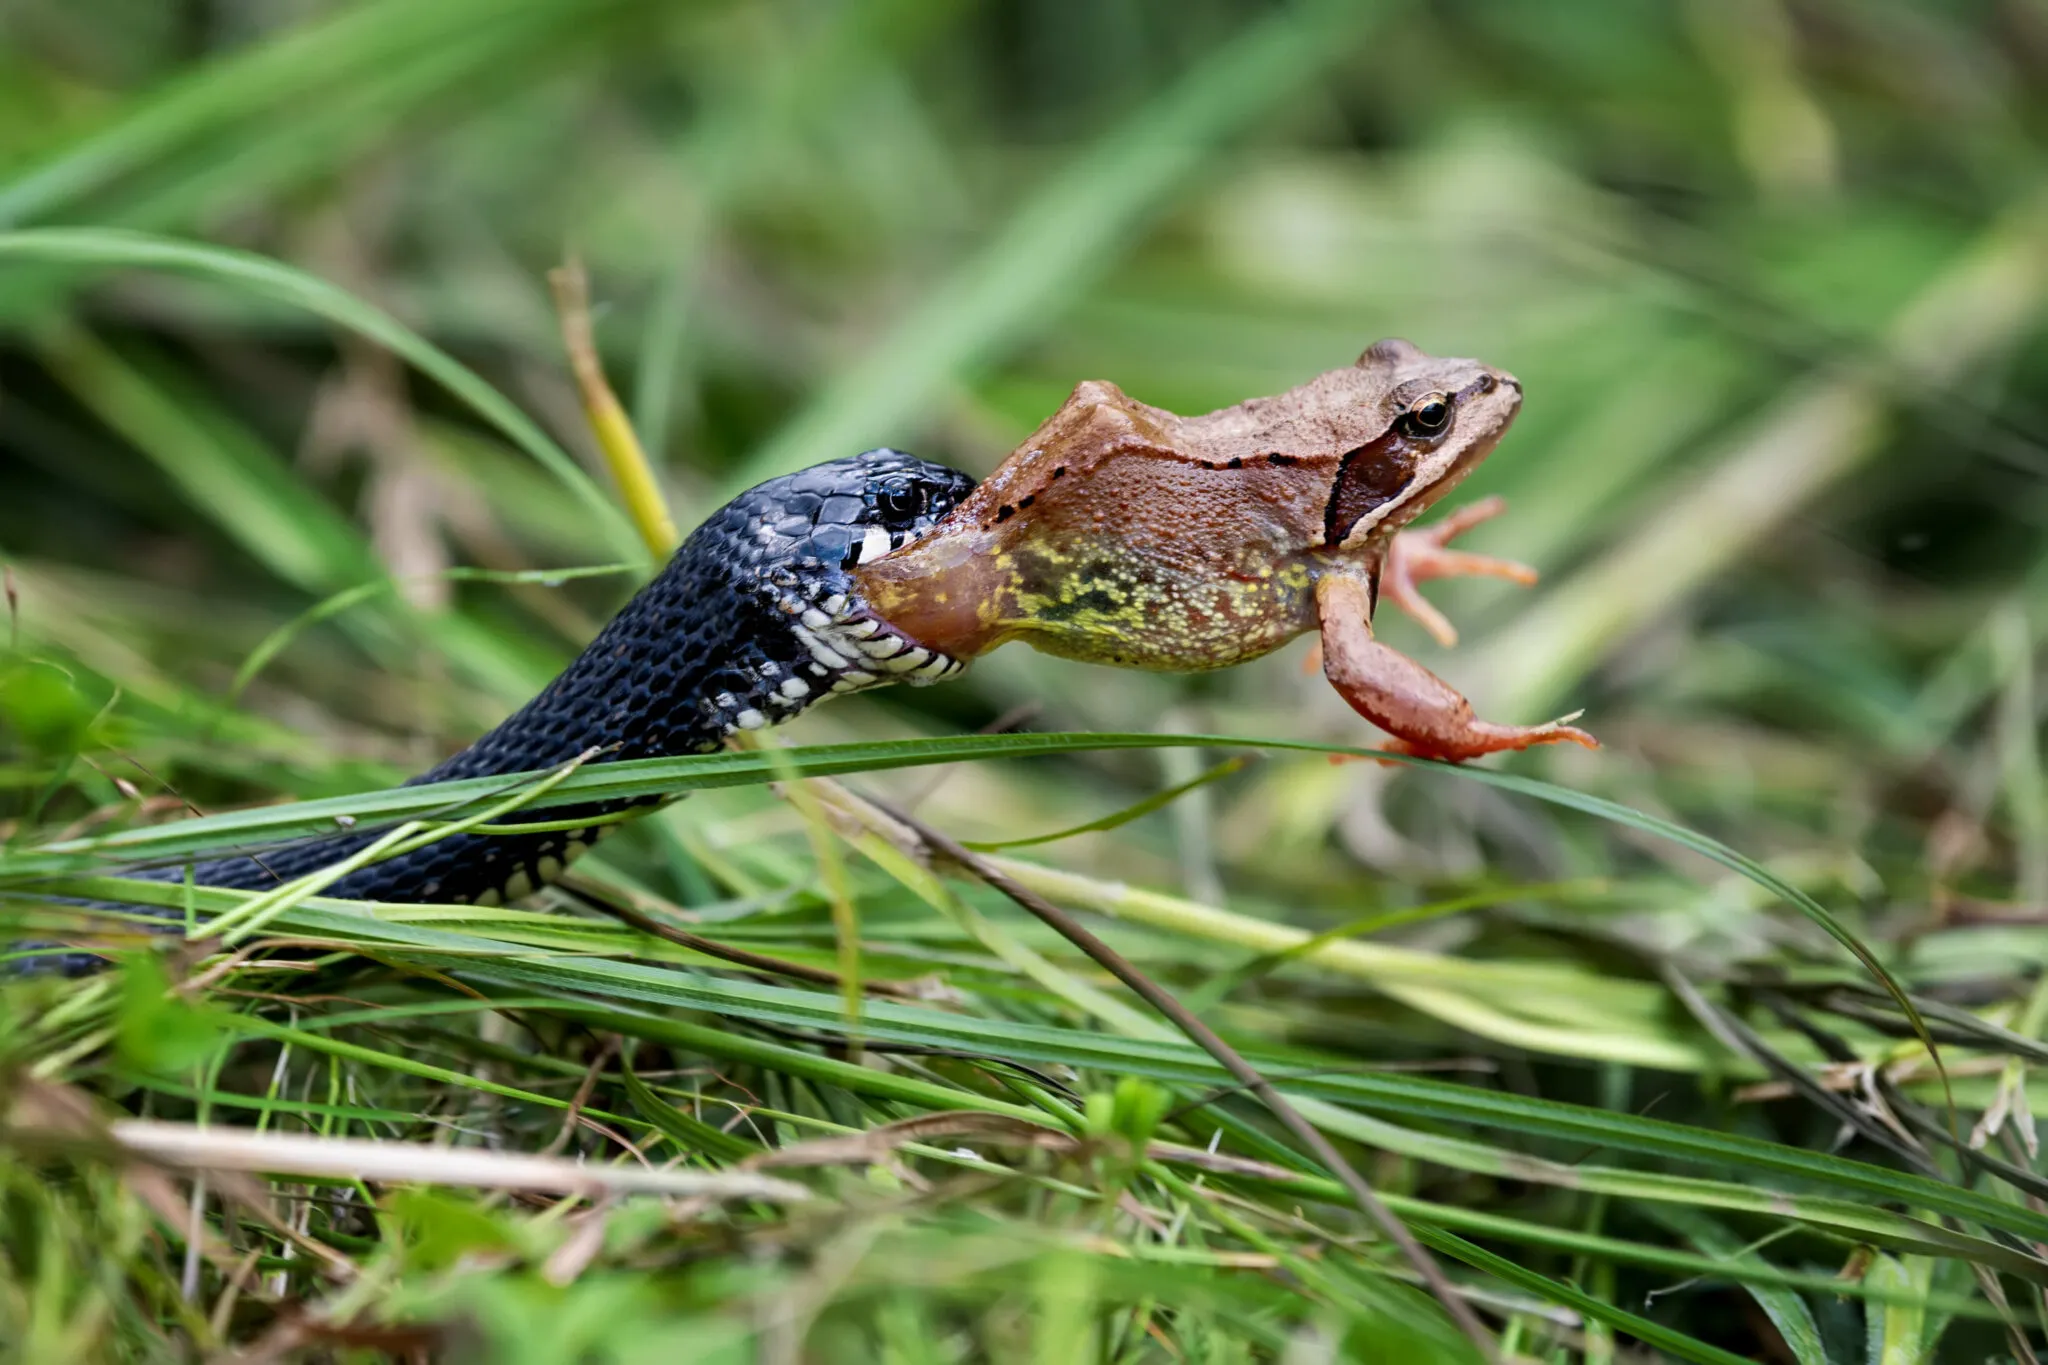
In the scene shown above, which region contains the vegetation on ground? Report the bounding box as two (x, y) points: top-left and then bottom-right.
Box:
(4, 1), (2048, 1360)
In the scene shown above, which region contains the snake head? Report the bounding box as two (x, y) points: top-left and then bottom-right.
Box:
(709, 450), (981, 713)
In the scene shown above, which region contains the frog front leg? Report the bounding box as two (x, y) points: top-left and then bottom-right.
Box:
(1301, 498), (1540, 675)
(1315, 573), (1597, 762)
(1380, 496), (1537, 648)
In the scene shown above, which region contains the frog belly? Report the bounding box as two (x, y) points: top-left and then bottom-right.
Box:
(1004, 551), (1316, 672)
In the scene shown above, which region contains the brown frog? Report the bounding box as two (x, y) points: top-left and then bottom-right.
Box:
(854, 339), (1595, 762)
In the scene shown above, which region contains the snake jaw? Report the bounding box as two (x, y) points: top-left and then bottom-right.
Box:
(725, 449), (977, 719)
(764, 569), (967, 699)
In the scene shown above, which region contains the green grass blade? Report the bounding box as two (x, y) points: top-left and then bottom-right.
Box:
(0, 228), (645, 564)
(962, 757), (1249, 851)
(1645, 1207), (1829, 1365)
(85, 901), (2030, 1252)
(1421, 1228), (1755, 1365)
(620, 1047), (762, 1162)
(0, 0), (586, 228)
(0, 727), (1951, 1021)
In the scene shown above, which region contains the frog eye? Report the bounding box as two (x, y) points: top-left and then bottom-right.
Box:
(1396, 392), (1453, 439)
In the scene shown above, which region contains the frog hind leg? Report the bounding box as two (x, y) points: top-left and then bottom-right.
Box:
(1381, 496), (1539, 648)
(1315, 573), (1597, 763)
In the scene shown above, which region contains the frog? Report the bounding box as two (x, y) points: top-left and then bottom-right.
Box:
(853, 338), (1596, 762)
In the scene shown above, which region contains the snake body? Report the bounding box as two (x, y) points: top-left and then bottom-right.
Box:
(25, 450), (978, 973)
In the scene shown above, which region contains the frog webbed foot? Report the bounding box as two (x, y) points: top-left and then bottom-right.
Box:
(1315, 573), (1597, 763)
(1381, 495), (1538, 648)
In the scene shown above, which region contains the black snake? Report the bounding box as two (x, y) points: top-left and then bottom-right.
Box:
(20, 450), (979, 974)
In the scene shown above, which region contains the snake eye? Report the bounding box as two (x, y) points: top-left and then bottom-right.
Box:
(1396, 393), (1452, 439)
(872, 478), (928, 524)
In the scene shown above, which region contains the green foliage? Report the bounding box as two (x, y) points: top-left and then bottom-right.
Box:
(113, 955), (224, 1076)
(4, 0), (2048, 1360)
(0, 658), (103, 757)
(385, 1190), (522, 1274)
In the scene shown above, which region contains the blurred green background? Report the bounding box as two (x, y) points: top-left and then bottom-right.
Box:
(6, 1), (2048, 1361)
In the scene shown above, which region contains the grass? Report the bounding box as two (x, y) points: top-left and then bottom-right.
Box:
(5, 1), (2048, 1360)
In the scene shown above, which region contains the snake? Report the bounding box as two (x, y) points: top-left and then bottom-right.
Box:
(19, 450), (979, 975)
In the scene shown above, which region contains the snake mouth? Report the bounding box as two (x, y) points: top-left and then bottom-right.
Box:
(709, 574), (967, 739)
(765, 576), (967, 700)
(809, 509), (971, 690)
(734, 448), (978, 715)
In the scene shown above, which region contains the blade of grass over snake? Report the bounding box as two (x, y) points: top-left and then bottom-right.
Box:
(12, 734), (1238, 866)
(197, 819), (426, 946)
(0, 728), (1940, 1042)
(204, 749), (598, 947)
(0, 229), (645, 564)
